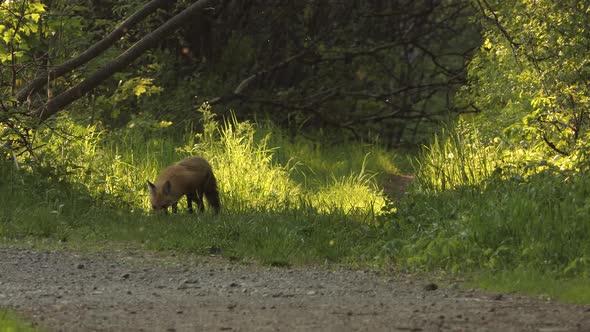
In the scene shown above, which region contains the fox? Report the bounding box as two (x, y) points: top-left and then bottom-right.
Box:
(147, 156), (220, 214)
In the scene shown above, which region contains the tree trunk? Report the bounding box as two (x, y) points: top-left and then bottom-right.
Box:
(36, 0), (217, 122)
(17, 0), (172, 103)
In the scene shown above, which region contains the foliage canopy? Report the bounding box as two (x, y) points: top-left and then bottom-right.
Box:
(462, 0), (590, 166)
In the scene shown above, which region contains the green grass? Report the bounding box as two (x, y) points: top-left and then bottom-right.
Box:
(0, 309), (40, 332)
(395, 121), (590, 277)
(472, 269), (590, 304)
(386, 120), (590, 303)
(385, 172), (590, 273)
(28, 104), (390, 216)
(13, 210), (382, 267)
(2, 108), (590, 305)
(0, 104), (393, 268)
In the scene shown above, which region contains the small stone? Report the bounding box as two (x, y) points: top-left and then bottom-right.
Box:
(76, 263), (85, 269)
(307, 290), (317, 295)
(423, 283), (438, 291)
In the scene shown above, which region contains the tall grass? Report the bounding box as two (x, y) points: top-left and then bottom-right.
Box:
(181, 108), (302, 212)
(0, 309), (39, 332)
(29, 104), (389, 217)
(0, 103), (398, 266)
(412, 122), (500, 192)
(0, 130), (390, 267)
(4, 106), (590, 302)
(413, 120), (565, 193)
(388, 120), (590, 278)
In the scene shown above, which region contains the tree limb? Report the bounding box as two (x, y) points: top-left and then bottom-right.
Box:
(208, 49), (309, 105)
(36, 0), (218, 122)
(16, 0), (172, 103)
(475, 0), (521, 48)
(543, 133), (569, 156)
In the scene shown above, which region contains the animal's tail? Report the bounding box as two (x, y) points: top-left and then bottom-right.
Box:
(204, 170), (221, 214)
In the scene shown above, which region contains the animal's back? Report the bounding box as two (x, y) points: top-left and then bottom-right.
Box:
(177, 156), (212, 171)
(154, 157), (211, 194)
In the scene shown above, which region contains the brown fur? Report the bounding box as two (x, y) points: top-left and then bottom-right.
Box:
(147, 157), (220, 214)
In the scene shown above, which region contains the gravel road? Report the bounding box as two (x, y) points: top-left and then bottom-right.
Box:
(1, 246), (589, 331)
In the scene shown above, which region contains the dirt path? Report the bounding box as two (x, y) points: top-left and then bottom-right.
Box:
(1, 246), (589, 331)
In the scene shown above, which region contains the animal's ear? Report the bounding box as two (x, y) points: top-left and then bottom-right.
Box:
(163, 180), (172, 195)
(147, 180), (156, 192)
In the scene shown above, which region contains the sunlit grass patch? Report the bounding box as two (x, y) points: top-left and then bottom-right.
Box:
(0, 309), (40, 332)
(19, 104), (391, 218)
(187, 106), (390, 215)
(412, 120), (563, 193)
(3, 107), (590, 304)
(310, 169), (386, 218)
(413, 123), (499, 192)
(0, 103), (396, 266)
(392, 119), (590, 298)
(184, 109), (302, 212)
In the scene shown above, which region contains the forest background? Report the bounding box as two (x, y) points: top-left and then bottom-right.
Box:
(1, 0), (590, 307)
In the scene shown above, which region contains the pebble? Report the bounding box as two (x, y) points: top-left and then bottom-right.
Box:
(423, 283), (438, 291)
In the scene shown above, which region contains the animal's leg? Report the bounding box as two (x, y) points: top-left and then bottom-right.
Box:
(196, 190), (205, 212)
(186, 193), (196, 213)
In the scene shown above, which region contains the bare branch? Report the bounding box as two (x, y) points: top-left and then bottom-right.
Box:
(16, 0), (172, 103)
(209, 49), (309, 105)
(35, 0), (218, 122)
(543, 134), (569, 156)
(476, 0), (521, 48)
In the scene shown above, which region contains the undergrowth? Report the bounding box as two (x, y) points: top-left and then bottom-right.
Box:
(1, 110), (589, 304)
(383, 120), (590, 301)
(0, 103), (392, 267)
(69, 104), (388, 216)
